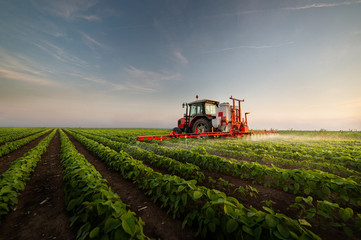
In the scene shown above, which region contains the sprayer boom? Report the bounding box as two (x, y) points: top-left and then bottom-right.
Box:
(136, 95), (276, 141)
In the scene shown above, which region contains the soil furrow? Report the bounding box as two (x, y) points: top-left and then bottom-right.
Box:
(0, 130), (76, 240)
(0, 130), (52, 175)
(66, 132), (199, 240)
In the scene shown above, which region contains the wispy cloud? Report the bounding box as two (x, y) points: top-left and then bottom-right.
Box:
(0, 49), (57, 86)
(0, 68), (53, 86)
(33, 0), (101, 21)
(204, 42), (295, 54)
(283, 0), (361, 10)
(124, 66), (181, 92)
(81, 32), (108, 50)
(69, 72), (127, 91)
(81, 15), (101, 21)
(33, 40), (88, 67)
(28, 18), (68, 38)
(203, 1), (361, 18)
(173, 50), (188, 64)
(202, 9), (265, 19)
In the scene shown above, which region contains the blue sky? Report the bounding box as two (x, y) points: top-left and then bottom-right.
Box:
(0, 0), (360, 130)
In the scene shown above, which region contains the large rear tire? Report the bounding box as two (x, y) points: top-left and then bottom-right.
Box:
(192, 118), (212, 133)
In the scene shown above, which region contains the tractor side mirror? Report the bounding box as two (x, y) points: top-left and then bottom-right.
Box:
(182, 103), (185, 108)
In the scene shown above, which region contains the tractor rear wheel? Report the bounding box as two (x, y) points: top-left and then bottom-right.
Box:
(192, 118), (212, 133)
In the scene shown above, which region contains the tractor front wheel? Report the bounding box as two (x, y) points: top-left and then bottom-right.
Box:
(192, 118), (212, 133)
(172, 127), (182, 134)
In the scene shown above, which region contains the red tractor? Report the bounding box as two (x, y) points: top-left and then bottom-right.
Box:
(172, 95), (250, 135)
(136, 95), (274, 141)
(172, 98), (219, 134)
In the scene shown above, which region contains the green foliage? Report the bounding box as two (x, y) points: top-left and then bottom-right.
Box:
(72, 130), (205, 183)
(290, 196), (359, 237)
(0, 128), (47, 145)
(0, 129), (56, 216)
(0, 129), (50, 157)
(138, 140), (361, 209)
(66, 129), (321, 240)
(59, 130), (150, 240)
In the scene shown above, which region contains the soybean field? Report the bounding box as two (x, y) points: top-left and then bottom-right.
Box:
(0, 128), (360, 240)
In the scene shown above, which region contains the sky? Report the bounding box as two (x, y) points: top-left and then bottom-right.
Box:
(0, 0), (360, 130)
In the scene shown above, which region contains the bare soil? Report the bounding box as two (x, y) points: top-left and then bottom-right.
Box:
(0, 130), (76, 240)
(66, 132), (199, 240)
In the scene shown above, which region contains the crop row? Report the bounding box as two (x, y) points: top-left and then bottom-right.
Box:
(0, 129), (50, 158)
(71, 130), (272, 212)
(69, 128), (169, 142)
(68, 130), (205, 183)
(191, 144), (360, 178)
(136, 142), (361, 208)
(0, 129), (56, 215)
(59, 130), (149, 240)
(175, 138), (361, 173)
(72, 129), (361, 238)
(71, 129), (361, 208)
(0, 128), (46, 145)
(70, 130), (281, 206)
(66, 129), (319, 240)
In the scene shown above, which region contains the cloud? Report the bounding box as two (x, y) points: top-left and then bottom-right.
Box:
(173, 50), (188, 64)
(81, 32), (108, 50)
(69, 72), (127, 91)
(0, 68), (55, 86)
(28, 18), (68, 38)
(0, 50), (57, 86)
(124, 66), (181, 92)
(283, 0), (361, 10)
(81, 15), (101, 21)
(351, 30), (361, 36)
(33, 0), (101, 21)
(33, 40), (88, 67)
(125, 66), (181, 82)
(204, 42), (295, 54)
(202, 9), (265, 19)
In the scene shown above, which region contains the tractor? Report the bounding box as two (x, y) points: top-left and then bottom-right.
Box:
(173, 95), (250, 135)
(136, 95), (274, 141)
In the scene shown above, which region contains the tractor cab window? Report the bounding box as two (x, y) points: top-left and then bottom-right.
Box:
(190, 103), (204, 116)
(205, 103), (217, 116)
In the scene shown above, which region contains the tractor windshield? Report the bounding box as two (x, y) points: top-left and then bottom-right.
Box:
(190, 103), (204, 116)
(205, 103), (217, 116)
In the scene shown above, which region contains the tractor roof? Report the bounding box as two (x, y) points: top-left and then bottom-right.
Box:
(188, 99), (219, 105)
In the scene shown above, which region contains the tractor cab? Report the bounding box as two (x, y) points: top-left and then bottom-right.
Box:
(189, 99), (218, 117)
(174, 99), (219, 134)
